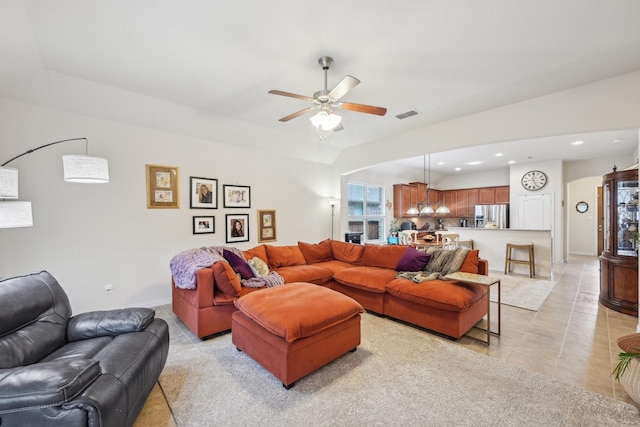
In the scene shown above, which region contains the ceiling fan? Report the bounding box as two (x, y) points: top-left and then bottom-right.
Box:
(268, 56), (387, 132)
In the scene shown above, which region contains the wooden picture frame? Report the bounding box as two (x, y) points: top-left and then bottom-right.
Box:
(257, 209), (277, 243)
(190, 177), (217, 209)
(226, 213), (249, 243)
(223, 185), (251, 208)
(193, 216), (215, 234)
(146, 164), (179, 209)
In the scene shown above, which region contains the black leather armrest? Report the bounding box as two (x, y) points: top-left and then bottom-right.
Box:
(0, 359), (101, 412)
(67, 308), (155, 342)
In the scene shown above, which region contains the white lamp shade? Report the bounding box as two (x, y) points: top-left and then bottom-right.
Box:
(0, 201), (33, 228)
(309, 111), (342, 131)
(62, 155), (110, 183)
(0, 167), (19, 199)
(436, 206), (451, 214)
(406, 207), (419, 215)
(420, 205), (434, 215)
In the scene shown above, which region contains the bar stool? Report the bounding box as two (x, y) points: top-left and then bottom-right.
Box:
(504, 243), (535, 277)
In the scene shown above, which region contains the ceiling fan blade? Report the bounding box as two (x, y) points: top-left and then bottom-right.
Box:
(334, 123), (344, 132)
(339, 102), (387, 116)
(268, 90), (314, 103)
(328, 75), (360, 101)
(278, 107), (316, 122)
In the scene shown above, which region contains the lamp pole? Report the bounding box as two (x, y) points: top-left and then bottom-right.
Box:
(329, 200), (337, 240)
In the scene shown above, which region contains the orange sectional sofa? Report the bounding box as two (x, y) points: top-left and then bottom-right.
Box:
(171, 239), (489, 340)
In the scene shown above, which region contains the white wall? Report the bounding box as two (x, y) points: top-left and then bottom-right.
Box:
(567, 176), (601, 256)
(0, 101), (338, 313)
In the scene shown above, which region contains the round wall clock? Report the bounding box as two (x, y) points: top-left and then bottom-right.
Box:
(576, 201), (589, 213)
(521, 170), (547, 191)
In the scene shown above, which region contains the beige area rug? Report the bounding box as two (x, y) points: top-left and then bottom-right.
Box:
(487, 271), (557, 311)
(159, 313), (638, 427)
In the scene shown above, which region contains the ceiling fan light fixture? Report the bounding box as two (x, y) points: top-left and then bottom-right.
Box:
(310, 110), (342, 131)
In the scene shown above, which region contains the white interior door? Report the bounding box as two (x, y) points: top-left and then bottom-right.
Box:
(518, 193), (553, 230)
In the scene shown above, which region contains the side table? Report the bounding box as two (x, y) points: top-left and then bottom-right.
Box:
(444, 271), (501, 344)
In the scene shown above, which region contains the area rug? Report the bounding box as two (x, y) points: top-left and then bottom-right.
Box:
(487, 271), (557, 311)
(159, 313), (638, 426)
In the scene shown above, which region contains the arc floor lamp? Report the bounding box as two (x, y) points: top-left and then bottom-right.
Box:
(0, 138), (109, 228)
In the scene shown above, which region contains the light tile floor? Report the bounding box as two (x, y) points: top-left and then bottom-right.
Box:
(133, 255), (639, 426)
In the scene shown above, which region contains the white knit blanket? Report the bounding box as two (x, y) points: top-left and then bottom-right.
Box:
(396, 248), (469, 282)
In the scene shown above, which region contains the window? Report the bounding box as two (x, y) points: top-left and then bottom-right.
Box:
(347, 182), (385, 243)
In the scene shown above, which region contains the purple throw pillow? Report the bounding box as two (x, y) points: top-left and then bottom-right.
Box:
(223, 249), (255, 279)
(395, 247), (432, 272)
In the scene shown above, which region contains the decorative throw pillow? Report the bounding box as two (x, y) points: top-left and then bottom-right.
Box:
(459, 249), (480, 274)
(223, 249), (255, 279)
(264, 245), (306, 268)
(212, 262), (241, 296)
(395, 247), (432, 272)
(248, 257), (269, 277)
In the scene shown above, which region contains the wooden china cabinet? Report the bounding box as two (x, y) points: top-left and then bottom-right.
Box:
(599, 167), (639, 316)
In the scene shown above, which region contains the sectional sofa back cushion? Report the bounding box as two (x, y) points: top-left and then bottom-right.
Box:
(298, 239), (334, 263)
(361, 244), (408, 269)
(212, 262), (241, 296)
(265, 245), (307, 269)
(244, 244), (268, 262)
(459, 249), (480, 274)
(330, 240), (365, 264)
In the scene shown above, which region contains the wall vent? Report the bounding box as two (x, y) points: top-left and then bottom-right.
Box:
(395, 110), (419, 120)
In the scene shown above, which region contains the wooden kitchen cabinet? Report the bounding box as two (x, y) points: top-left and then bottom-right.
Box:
(478, 187), (494, 204)
(494, 186), (510, 203)
(393, 184), (419, 218)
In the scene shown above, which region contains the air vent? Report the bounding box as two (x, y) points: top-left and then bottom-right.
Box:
(395, 109), (419, 120)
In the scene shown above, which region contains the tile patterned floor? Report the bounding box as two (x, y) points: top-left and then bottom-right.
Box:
(133, 255), (639, 426)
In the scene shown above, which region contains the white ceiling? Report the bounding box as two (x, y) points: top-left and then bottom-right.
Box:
(1, 0), (639, 170)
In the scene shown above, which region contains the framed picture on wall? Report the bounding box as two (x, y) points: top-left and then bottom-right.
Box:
(190, 177), (217, 209)
(223, 185), (251, 208)
(226, 213), (249, 243)
(257, 209), (277, 243)
(193, 216), (215, 234)
(146, 164), (179, 209)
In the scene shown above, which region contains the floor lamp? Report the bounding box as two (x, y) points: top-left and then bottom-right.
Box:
(329, 199), (337, 240)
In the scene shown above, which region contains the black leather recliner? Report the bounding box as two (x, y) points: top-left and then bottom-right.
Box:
(0, 271), (170, 427)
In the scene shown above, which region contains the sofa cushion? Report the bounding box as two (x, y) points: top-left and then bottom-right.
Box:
(248, 257), (270, 277)
(223, 249), (255, 279)
(234, 282), (364, 342)
(310, 259), (354, 275)
(459, 250), (480, 274)
(212, 262), (241, 296)
(244, 244), (268, 262)
(330, 240), (365, 264)
(334, 266), (399, 293)
(265, 245), (307, 269)
(396, 247), (432, 272)
(385, 278), (487, 312)
(275, 265), (333, 285)
(362, 244), (408, 269)
(298, 239), (334, 263)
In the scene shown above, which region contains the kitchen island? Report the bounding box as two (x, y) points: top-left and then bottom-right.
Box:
(447, 227), (553, 278)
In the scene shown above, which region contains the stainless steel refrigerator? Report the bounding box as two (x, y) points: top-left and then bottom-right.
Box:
(474, 204), (509, 228)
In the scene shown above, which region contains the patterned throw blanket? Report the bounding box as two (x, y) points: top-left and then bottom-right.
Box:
(397, 248), (469, 283)
(170, 246), (284, 289)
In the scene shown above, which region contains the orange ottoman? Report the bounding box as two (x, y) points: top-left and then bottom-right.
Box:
(232, 282), (364, 389)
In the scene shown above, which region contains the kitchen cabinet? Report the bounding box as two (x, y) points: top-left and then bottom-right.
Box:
(599, 168), (638, 316)
(393, 184), (419, 218)
(494, 186), (510, 203)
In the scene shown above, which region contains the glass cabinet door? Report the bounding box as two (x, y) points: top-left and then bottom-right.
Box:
(616, 178), (639, 256)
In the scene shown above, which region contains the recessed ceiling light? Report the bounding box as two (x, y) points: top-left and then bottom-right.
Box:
(495, 153), (503, 157)
(508, 160), (515, 164)
(455, 167), (461, 171)
(572, 140), (584, 145)
(438, 161), (444, 165)
(612, 139), (622, 143)
(467, 161), (482, 165)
